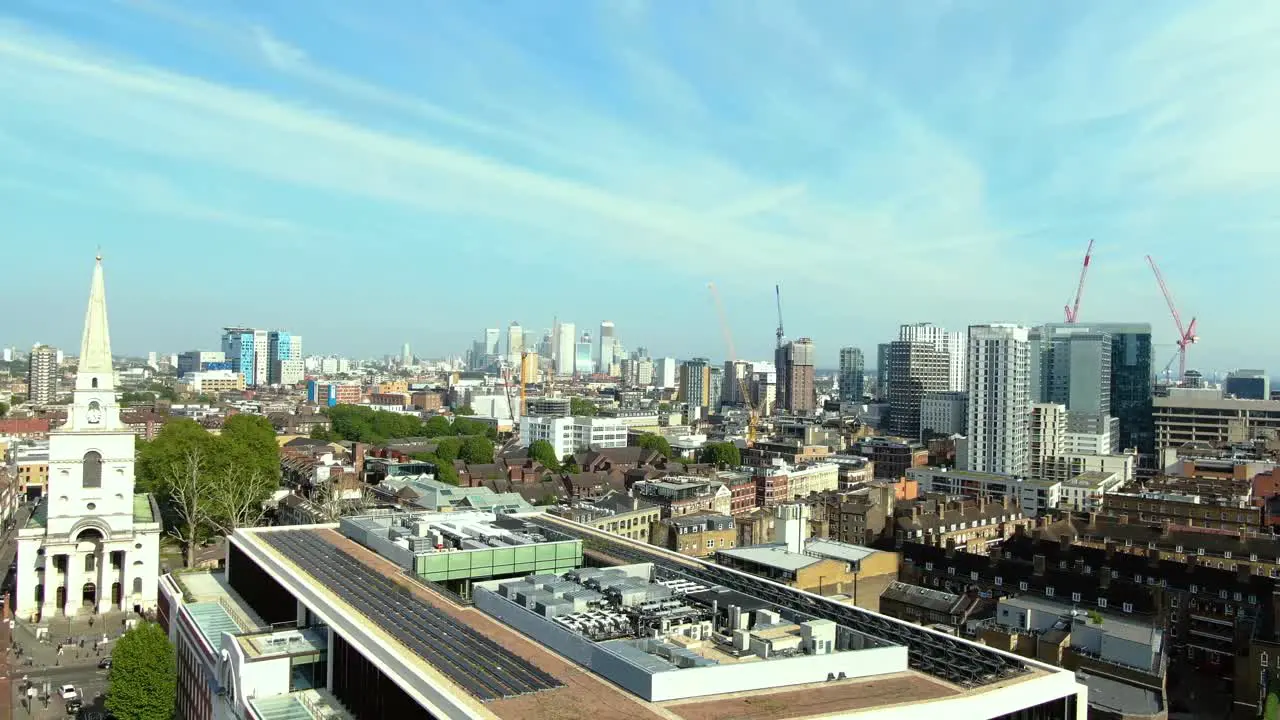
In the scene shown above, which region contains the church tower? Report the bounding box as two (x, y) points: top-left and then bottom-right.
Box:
(16, 256), (162, 620)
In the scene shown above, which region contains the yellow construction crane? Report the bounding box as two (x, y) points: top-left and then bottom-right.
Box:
(708, 282), (759, 444)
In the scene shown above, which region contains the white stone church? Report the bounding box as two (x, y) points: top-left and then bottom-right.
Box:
(16, 257), (161, 621)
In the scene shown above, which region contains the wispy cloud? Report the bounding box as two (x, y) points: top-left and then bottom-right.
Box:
(0, 1), (1276, 365)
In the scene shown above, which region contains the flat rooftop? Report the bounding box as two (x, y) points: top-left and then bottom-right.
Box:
(238, 525), (1033, 719)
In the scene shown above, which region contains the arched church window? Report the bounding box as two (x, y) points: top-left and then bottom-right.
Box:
(132, 577), (142, 595)
(83, 451), (102, 488)
(91, 378), (98, 388)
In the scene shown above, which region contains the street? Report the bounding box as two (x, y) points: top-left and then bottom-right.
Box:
(1, 502), (114, 720)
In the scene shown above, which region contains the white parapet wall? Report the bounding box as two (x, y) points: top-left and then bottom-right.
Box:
(473, 583), (909, 703)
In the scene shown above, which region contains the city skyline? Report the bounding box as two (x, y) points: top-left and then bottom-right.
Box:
(2, 2), (1278, 368)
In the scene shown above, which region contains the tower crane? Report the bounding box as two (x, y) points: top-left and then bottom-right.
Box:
(774, 283), (785, 349)
(1147, 255), (1198, 384)
(1063, 239), (1095, 324)
(709, 282), (760, 444)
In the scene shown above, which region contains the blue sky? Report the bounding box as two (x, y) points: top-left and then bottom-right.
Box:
(1, 1), (1276, 371)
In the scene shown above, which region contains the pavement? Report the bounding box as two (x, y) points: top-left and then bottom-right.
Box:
(0, 503), (124, 720)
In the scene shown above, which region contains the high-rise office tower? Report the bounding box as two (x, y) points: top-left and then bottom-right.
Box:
(555, 322), (576, 375)
(722, 360), (750, 406)
(27, 345), (59, 405)
(899, 323), (966, 391)
(484, 328), (500, 356)
(1032, 322), (1152, 456)
(267, 331), (304, 385)
(875, 343), (891, 400)
(222, 327), (269, 387)
(838, 347), (865, 402)
(1029, 325), (1116, 453)
(506, 322), (524, 366)
(774, 344), (790, 412)
(708, 367), (724, 414)
(575, 332), (594, 375)
(965, 324), (1032, 475)
(679, 358), (712, 416)
(537, 329), (553, 360)
(886, 341), (949, 439)
(779, 338), (816, 414)
(598, 321), (616, 372)
(401, 343), (412, 366)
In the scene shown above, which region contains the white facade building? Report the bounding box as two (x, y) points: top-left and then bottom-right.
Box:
(907, 466), (1063, 518)
(655, 358), (678, 389)
(16, 257), (161, 621)
(965, 324), (1032, 476)
(519, 415), (627, 460)
(1029, 403), (1067, 479)
(899, 323), (967, 392)
(920, 391), (968, 438)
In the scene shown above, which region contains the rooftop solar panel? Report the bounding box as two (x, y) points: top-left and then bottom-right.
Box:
(261, 530), (564, 702)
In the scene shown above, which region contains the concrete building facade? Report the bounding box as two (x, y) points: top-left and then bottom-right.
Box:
(966, 324), (1032, 476)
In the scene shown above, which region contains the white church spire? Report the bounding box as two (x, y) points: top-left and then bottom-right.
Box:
(76, 254), (115, 390)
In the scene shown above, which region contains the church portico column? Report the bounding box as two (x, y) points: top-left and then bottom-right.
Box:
(39, 553), (62, 619)
(98, 549), (119, 613)
(63, 551), (81, 617)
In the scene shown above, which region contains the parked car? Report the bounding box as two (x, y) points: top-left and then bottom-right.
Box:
(60, 684), (78, 700)
(97, 657), (111, 669)
(65, 697), (82, 715)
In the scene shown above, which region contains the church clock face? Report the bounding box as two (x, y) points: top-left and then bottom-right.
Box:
(87, 401), (103, 424)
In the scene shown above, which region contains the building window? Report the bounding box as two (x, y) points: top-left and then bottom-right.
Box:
(1019, 581), (1028, 591)
(84, 555), (95, 572)
(91, 378), (98, 388)
(995, 576), (1003, 586)
(82, 451), (102, 488)
(1072, 592), (1081, 602)
(1123, 602), (1133, 613)
(132, 578), (142, 595)
(1264, 653), (1270, 669)
(1046, 587), (1055, 597)
(1098, 598), (1107, 608)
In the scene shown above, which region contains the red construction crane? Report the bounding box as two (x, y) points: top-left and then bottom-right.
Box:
(1063, 239), (1095, 323)
(1147, 255), (1198, 383)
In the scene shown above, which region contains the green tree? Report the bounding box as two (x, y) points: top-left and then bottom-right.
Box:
(136, 419), (219, 494)
(455, 404), (475, 416)
(434, 436), (464, 463)
(460, 436), (495, 464)
(569, 397), (598, 416)
(699, 441), (741, 468)
(560, 454), (580, 474)
(411, 452), (459, 485)
(0, 400), (8, 418)
(528, 440), (560, 470)
(422, 415), (452, 438)
(106, 622), (176, 720)
(637, 433), (673, 459)
(221, 414), (282, 484)
(1266, 692), (1280, 720)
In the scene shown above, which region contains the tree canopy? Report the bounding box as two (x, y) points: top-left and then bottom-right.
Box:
(528, 440), (560, 470)
(455, 404), (475, 416)
(107, 622), (176, 720)
(0, 400), (8, 418)
(322, 405), (497, 444)
(636, 433), (673, 459)
(560, 454), (581, 474)
(137, 418), (280, 565)
(699, 441), (741, 468)
(569, 397), (598, 416)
